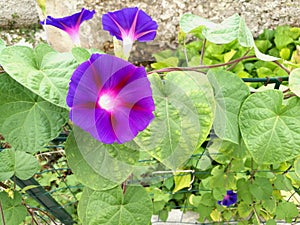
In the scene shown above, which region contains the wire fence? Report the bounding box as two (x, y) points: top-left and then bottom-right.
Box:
(5, 76), (300, 224)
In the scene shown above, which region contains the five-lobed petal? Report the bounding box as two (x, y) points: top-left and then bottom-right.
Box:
(66, 53), (155, 144)
(40, 8), (95, 45)
(218, 190), (237, 207)
(102, 7), (158, 45)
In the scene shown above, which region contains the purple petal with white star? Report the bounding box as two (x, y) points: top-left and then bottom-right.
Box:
(40, 8), (95, 43)
(66, 53), (155, 144)
(102, 7), (158, 43)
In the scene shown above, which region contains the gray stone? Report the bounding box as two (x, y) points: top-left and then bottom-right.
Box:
(0, 0), (39, 28)
(38, 0), (300, 54)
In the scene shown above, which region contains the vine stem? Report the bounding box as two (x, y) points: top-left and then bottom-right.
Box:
(148, 55), (256, 75)
(200, 39), (207, 65)
(24, 204), (39, 225)
(273, 60), (290, 74)
(0, 201), (6, 225)
(226, 49), (251, 71)
(253, 205), (261, 224)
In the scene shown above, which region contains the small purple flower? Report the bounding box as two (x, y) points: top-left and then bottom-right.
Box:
(218, 190), (237, 207)
(66, 53), (155, 144)
(40, 8), (95, 45)
(102, 7), (158, 55)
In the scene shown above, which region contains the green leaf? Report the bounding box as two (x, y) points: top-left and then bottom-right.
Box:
(223, 49), (236, 63)
(266, 219), (276, 225)
(210, 166), (225, 188)
(72, 47), (91, 63)
(0, 191), (27, 225)
(289, 68), (300, 97)
(294, 157), (300, 178)
(238, 17), (253, 47)
(0, 39), (6, 53)
(253, 44), (279, 62)
(239, 90), (300, 164)
(179, 13), (217, 33)
(136, 72), (214, 170)
(173, 172), (191, 193)
(203, 14), (241, 44)
(0, 73), (68, 152)
(196, 204), (213, 222)
(255, 40), (272, 53)
(36, 0), (46, 15)
(0, 44), (77, 108)
(0, 149), (38, 180)
(237, 202), (252, 218)
(274, 32), (293, 50)
(65, 127), (139, 190)
(78, 185), (152, 225)
(275, 201), (298, 222)
(207, 69), (250, 144)
(151, 57), (179, 70)
(262, 198), (276, 214)
(279, 47), (291, 60)
(237, 179), (253, 204)
(189, 194), (202, 206)
(249, 177), (273, 200)
(274, 174), (293, 191)
(196, 154), (212, 170)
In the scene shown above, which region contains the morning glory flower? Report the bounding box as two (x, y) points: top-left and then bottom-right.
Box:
(40, 8), (95, 45)
(102, 7), (158, 56)
(66, 53), (155, 144)
(218, 190), (237, 207)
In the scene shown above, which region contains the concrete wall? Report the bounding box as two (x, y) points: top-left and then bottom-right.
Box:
(0, 0), (39, 28)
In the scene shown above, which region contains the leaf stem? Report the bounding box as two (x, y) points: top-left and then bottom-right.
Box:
(273, 60), (290, 75)
(148, 55), (256, 75)
(253, 205), (261, 224)
(200, 39), (207, 65)
(226, 49), (251, 71)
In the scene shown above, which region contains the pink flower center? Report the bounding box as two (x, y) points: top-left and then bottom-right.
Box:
(224, 194), (230, 200)
(98, 94), (115, 111)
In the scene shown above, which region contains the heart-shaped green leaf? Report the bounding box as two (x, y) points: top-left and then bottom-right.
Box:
(207, 69), (250, 144)
(0, 73), (68, 152)
(0, 192), (27, 225)
(289, 68), (300, 97)
(0, 149), (39, 180)
(136, 72), (214, 170)
(180, 13), (217, 33)
(0, 44), (77, 108)
(78, 185), (152, 225)
(65, 127), (139, 190)
(239, 90), (300, 164)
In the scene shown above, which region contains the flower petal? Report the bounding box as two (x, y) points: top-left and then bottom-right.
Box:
(40, 8), (95, 31)
(67, 54), (155, 144)
(102, 7), (157, 42)
(40, 8), (95, 44)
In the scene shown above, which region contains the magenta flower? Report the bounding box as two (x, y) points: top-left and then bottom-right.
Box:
(40, 8), (95, 45)
(66, 53), (155, 144)
(218, 190), (237, 207)
(102, 7), (158, 55)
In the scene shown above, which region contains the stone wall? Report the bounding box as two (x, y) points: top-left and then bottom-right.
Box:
(1, 0), (300, 55)
(0, 0), (39, 28)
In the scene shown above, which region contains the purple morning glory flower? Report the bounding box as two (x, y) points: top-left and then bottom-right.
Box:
(102, 7), (158, 55)
(40, 8), (95, 45)
(218, 190), (237, 207)
(66, 53), (155, 144)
